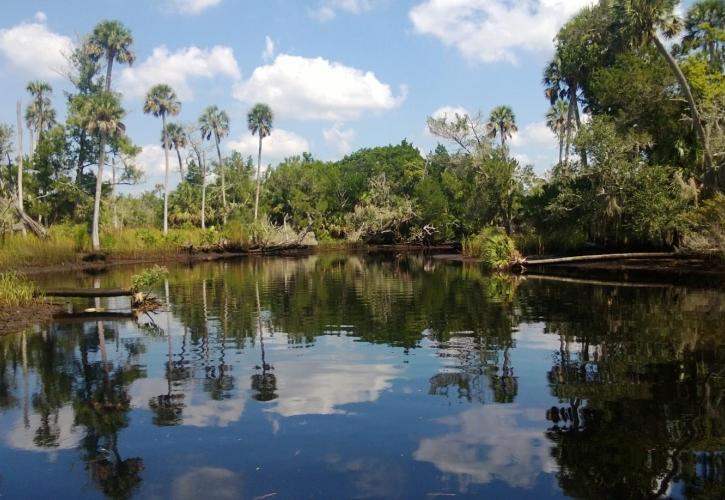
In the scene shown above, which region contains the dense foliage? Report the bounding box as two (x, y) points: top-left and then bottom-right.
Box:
(0, 0), (723, 258)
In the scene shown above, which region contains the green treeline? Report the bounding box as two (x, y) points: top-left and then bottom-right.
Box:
(0, 0), (723, 260)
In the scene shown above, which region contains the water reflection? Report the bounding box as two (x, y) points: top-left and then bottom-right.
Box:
(0, 255), (722, 498)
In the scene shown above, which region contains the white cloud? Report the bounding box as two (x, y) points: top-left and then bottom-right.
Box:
(228, 128), (310, 163)
(323, 123), (356, 154)
(409, 0), (595, 64)
(33, 11), (48, 23)
(164, 0), (223, 15)
(431, 105), (470, 120)
(233, 54), (405, 121)
(310, 0), (379, 21)
(118, 45), (241, 100)
(0, 20), (73, 79)
(262, 36), (275, 62)
(510, 121), (556, 148)
(136, 144), (167, 178)
(415, 405), (557, 489)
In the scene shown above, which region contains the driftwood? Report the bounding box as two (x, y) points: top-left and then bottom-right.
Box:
(14, 204), (49, 239)
(42, 288), (133, 298)
(523, 252), (676, 266)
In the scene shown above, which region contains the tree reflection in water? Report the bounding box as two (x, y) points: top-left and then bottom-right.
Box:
(0, 255), (722, 498)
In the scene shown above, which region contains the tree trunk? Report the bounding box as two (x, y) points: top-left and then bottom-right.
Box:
(175, 147), (185, 180)
(105, 55), (114, 92)
(215, 137), (226, 225)
(653, 36), (716, 191)
(558, 133), (564, 166)
(92, 134), (106, 251)
(111, 157), (118, 229)
(162, 113), (170, 235)
(28, 129), (34, 159)
(201, 150), (207, 230)
(565, 92), (576, 163)
(16, 101), (23, 213)
(76, 130), (87, 186)
(254, 135), (263, 222)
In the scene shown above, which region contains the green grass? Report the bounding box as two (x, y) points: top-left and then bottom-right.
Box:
(0, 272), (37, 307)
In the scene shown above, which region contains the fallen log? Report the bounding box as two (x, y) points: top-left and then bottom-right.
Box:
(42, 288), (133, 298)
(524, 252), (676, 266)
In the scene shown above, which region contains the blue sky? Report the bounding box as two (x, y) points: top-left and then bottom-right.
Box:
(0, 0), (693, 191)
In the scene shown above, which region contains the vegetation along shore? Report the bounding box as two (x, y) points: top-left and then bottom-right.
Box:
(1, 0), (724, 291)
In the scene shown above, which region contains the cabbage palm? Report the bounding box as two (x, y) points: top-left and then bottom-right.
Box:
(144, 84), (181, 235)
(683, 0), (725, 70)
(76, 92), (126, 251)
(164, 122), (187, 179)
(486, 105), (518, 152)
(612, 0), (716, 189)
(247, 103), (273, 221)
(87, 20), (135, 91)
(199, 106), (230, 224)
(24, 81), (55, 155)
(546, 100), (569, 165)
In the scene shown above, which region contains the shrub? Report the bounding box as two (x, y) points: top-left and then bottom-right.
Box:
(682, 193), (725, 257)
(131, 265), (169, 293)
(463, 227), (521, 271)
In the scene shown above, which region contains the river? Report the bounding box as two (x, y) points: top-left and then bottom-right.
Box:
(0, 254), (723, 498)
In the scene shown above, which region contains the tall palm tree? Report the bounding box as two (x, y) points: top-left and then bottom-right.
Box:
(486, 105), (518, 152)
(199, 106), (230, 224)
(544, 58), (578, 156)
(164, 122), (187, 179)
(77, 92), (125, 251)
(87, 20), (135, 92)
(683, 0), (725, 70)
(144, 84), (181, 235)
(247, 103), (273, 222)
(24, 81), (55, 155)
(546, 100), (569, 165)
(612, 0), (716, 189)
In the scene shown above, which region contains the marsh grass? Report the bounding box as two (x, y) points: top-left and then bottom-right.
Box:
(0, 272), (37, 307)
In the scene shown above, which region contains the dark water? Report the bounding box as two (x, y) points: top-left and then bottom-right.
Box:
(1, 255), (723, 499)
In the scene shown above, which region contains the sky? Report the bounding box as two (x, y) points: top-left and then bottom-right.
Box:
(0, 0), (691, 192)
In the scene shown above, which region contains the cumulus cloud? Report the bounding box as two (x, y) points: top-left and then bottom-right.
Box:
(415, 405), (557, 489)
(262, 36), (275, 62)
(409, 0), (595, 64)
(233, 54), (405, 121)
(323, 123), (356, 154)
(310, 0), (379, 21)
(0, 19), (73, 79)
(164, 0), (223, 15)
(510, 121), (556, 149)
(118, 45), (241, 100)
(430, 105), (470, 120)
(33, 11), (48, 23)
(228, 129), (310, 163)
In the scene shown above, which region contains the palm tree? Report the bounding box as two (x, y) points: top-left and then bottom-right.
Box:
(87, 20), (135, 92)
(612, 0), (716, 190)
(24, 81), (55, 155)
(247, 103), (273, 222)
(77, 92), (126, 251)
(199, 106), (230, 224)
(486, 105), (517, 152)
(164, 122), (187, 180)
(683, 0), (725, 70)
(543, 57), (582, 163)
(546, 100), (569, 165)
(144, 84), (181, 235)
